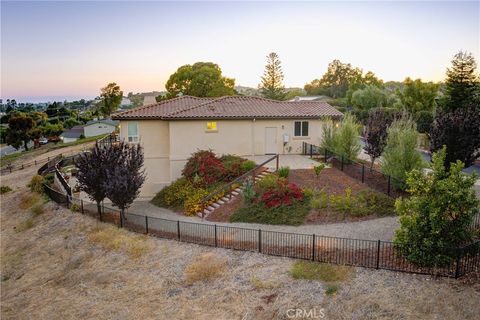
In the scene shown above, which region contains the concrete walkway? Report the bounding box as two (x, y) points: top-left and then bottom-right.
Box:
(127, 200), (399, 241)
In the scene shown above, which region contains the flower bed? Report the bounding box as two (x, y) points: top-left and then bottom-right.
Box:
(151, 150), (255, 216)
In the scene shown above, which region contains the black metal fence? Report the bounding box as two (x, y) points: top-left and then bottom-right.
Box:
(1, 151), (78, 175)
(302, 142), (406, 198)
(34, 143), (480, 279)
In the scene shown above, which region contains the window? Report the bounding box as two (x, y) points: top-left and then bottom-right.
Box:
(206, 121), (217, 131)
(127, 122), (139, 142)
(294, 121), (309, 137)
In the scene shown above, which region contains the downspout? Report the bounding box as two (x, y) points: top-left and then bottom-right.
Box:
(251, 118), (256, 159)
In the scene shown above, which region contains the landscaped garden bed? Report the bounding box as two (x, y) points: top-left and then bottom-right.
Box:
(207, 166), (396, 225)
(151, 150), (256, 215)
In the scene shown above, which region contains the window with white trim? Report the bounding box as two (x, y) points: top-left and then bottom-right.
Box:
(127, 122), (139, 142)
(294, 121), (309, 137)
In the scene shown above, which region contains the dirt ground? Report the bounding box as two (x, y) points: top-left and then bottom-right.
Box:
(1, 150), (479, 319)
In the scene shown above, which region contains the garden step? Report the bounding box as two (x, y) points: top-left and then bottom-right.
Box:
(231, 191), (239, 196)
(221, 197), (230, 202)
(234, 187), (241, 192)
(212, 203), (220, 208)
(217, 200), (225, 205)
(207, 205), (215, 211)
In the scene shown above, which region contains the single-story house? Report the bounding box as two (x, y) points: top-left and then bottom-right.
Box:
(112, 95), (343, 197)
(84, 119), (118, 137)
(61, 125), (85, 143)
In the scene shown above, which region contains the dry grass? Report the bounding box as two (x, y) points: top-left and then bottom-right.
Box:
(18, 193), (40, 210)
(30, 203), (44, 216)
(15, 217), (36, 232)
(87, 225), (151, 259)
(290, 261), (354, 282)
(184, 253), (226, 285)
(250, 276), (278, 290)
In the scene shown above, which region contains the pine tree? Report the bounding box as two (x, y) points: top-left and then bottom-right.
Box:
(259, 52), (286, 100)
(440, 51), (480, 111)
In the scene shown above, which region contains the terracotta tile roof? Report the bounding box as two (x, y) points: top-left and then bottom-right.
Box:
(112, 96), (213, 119)
(112, 95), (343, 120)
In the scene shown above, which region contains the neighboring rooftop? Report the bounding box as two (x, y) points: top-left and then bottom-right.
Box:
(112, 95), (343, 120)
(61, 125), (84, 138)
(288, 95), (331, 102)
(85, 119), (119, 126)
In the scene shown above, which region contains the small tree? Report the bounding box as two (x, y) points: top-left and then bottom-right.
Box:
(333, 113), (362, 161)
(6, 115), (35, 150)
(430, 105), (480, 169)
(98, 82), (123, 117)
(104, 142), (145, 227)
(381, 116), (424, 189)
(320, 118), (338, 154)
(439, 51), (480, 111)
(364, 108), (394, 169)
(75, 143), (109, 218)
(394, 146), (479, 267)
(415, 110), (434, 134)
(259, 52), (286, 100)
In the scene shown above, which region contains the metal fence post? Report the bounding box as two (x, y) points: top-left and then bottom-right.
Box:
(454, 248), (463, 278)
(145, 216), (149, 234)
(66, 196), (70, 209)
(341, 156), (344, 171)
(310, 144), (313, 158)
(312, 234), (316, 261)
(276, 155), (279, 171)
(258, 229), (262, 253)
(252, 169), (256, 186)
(362, 164), (365, 183)
(81, 200), (84, 214)
(177, 221), (181, 240)
(387, 176), (391, 196)
(324, 148), (327, 162)
(376, 240), (381, 269)
(214, 225), (218, 247)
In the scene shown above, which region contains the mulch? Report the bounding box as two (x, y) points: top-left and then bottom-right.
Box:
(206, 167), (391, 224)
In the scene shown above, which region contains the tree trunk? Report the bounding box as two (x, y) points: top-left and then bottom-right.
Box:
(120, 208), (124, 228)
(96, 202), (102, 221)
(370, 157), (375, 171)
(24, 140), (29, 151)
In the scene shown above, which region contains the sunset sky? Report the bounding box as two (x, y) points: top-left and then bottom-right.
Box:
(1, 1), (479, 102)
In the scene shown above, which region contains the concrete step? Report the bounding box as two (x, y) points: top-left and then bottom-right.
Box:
(212, 203), (220, 208)
(217, 200), (225, 205)
(207, 205), (215, 211)
(231, 191), (239, 196)
(221, 197), (230, 202)
(234, 187), (241, 192)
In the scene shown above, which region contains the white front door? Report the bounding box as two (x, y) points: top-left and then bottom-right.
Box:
(265, 127), (277, 154)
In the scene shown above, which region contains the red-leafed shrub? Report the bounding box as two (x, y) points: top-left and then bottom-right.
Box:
(182, 150), (226, 187)
(260, 179), (303, 208)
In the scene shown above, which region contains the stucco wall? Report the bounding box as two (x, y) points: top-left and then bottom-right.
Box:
(84, 123), (116, 137)
(119, 120), (171, 197)
(168, 119), (325, 180)
(119, 118), (326, 197)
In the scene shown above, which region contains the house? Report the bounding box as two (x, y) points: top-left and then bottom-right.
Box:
(60, 125), (85, 143)
(84, 119), (118, 137)
(289, 95), (331, 102)
(142, 95), (157, 106)
(112, 95), (343, 197)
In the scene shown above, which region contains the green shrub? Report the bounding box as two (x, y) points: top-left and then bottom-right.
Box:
(310, 188), (328, 210)
(241, 160), (256, 172)
(230, 200), (310, 226)
(70, 203), (80, 212)
(355, 190), (395, 216)
(43, 173), (54, 186)
(28, 175), (44, 193)
(257, 174), (278, 191)
(333, 113), (362, 161)
(329, 188), (354, 217)
(325, 284), (340, 296)
(0, 186), (12, 194)
(277, 166), (290, 178)
(289, 261), (354, 282)
(313, 163), (326, 177)
(220, 154), (246, 180)
(242, 178), (256, 204)
(394, 146), (479, 267)
(381, 116), (425, 189)
(321, 118), (338, 153)
(151, 178), (194, 210)
(183, 188), (209, 216)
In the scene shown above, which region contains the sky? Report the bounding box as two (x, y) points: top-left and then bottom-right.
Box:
(1, 1), (479, 103)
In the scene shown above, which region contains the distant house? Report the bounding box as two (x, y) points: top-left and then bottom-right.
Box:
(84, 119), (118, 137)
(120, 98), (132, 109)
(61, 125), (85, 143)
(142, 95), (157, 106)
(289, 96), (331, 102)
